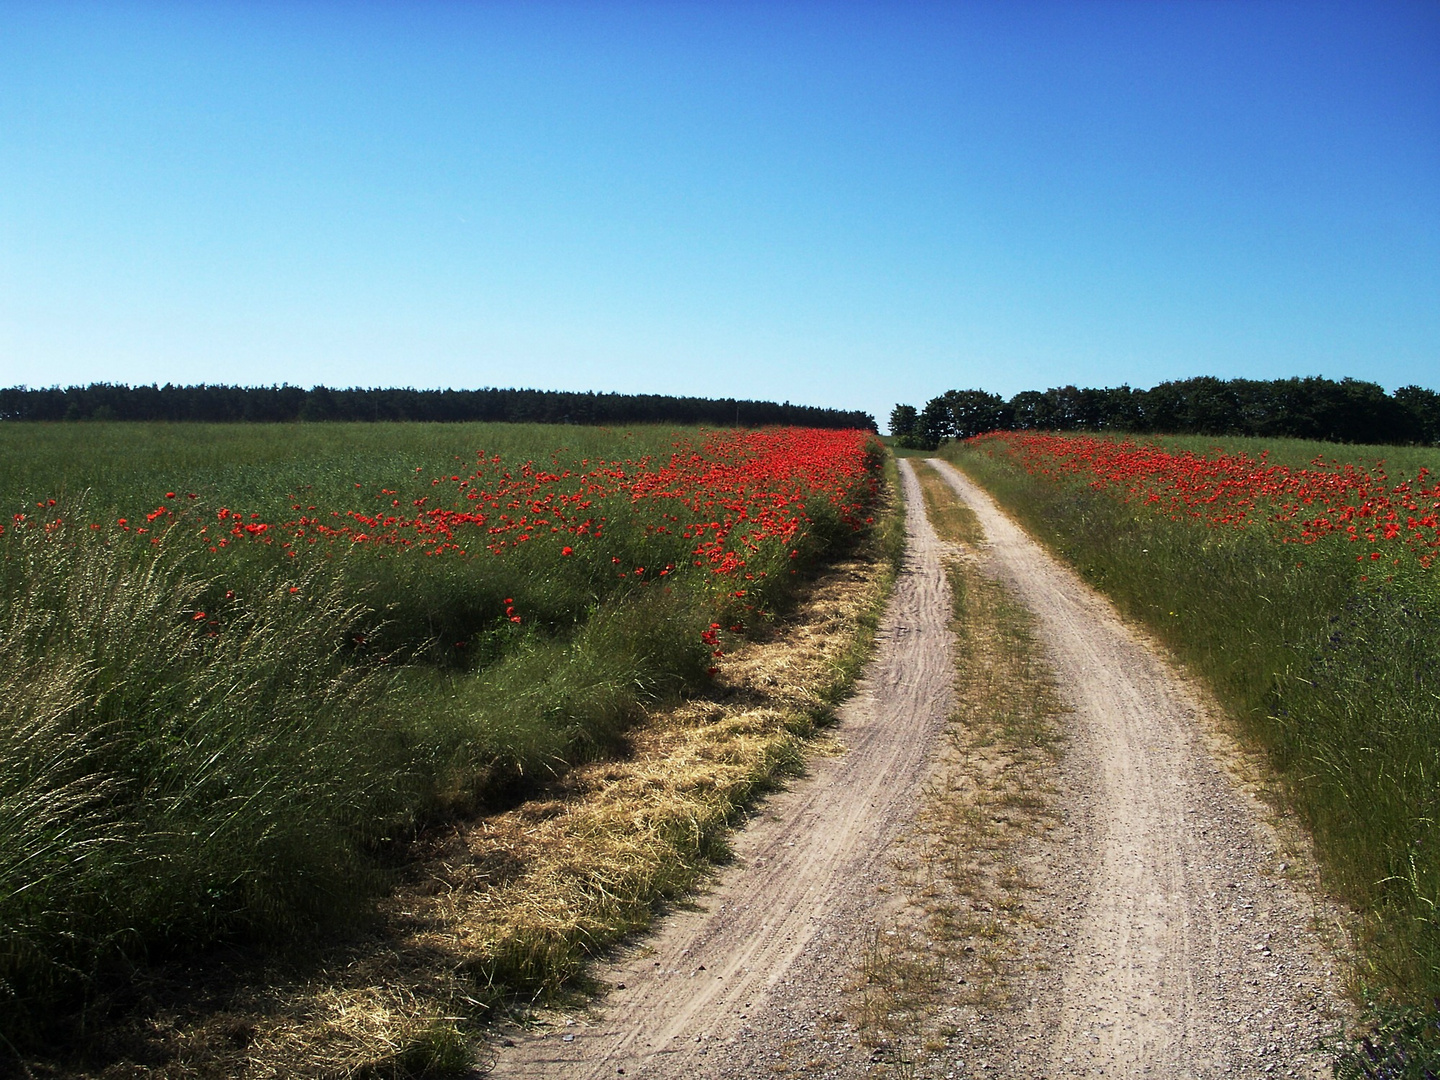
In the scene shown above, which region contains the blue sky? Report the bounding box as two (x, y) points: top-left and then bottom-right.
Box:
(2, 1), (1436, 429)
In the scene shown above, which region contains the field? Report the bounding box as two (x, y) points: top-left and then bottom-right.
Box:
(0, 421), (884, 1048)
(10, 418), (1440, 1074)
(942, 431), (1440, 1018)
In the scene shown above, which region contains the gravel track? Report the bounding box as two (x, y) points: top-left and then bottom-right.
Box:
(487, 458), (955, 1079)
(929, 458), (1347, 1078)
(485, 458), (1348, 1078)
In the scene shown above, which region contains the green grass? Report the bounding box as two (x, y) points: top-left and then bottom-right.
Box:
(942, 433), (1440, 1010)
(876, 434), (933, 459)
(0, 421), (881, 1048)
(1141, 431), (1440, 477)
(0, 421), (673, 515)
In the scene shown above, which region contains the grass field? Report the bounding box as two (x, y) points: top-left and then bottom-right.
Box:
(0, 420), (883, 1047)
(1140, 432), (1440, 476)
(942, 432), (1440, 1029)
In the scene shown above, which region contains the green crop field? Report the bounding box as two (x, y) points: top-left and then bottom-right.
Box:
(1142, 431), (1440, 477)
(0, 420), (882, 1046)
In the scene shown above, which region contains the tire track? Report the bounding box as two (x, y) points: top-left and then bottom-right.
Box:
(487, 458), (954, 1079)
(928, 457), (1347, 1078)
(486, 456), (1348, 1079)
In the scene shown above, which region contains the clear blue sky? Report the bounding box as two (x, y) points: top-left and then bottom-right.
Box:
(2, 1), (1436, 429)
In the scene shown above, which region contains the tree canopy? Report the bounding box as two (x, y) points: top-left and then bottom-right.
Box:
(0, 384), (876, 431)
(892, 377), (1439, 448)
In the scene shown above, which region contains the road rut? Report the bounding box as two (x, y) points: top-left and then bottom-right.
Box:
(929, 458), (1345, 1078)
(488, 459), (955, 1078)
(486, 458), (1347, 1078)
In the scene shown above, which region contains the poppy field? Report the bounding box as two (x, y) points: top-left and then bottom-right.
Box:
(0, 421), (883, 1041)
(969, 431), (1440, 565)
(946, 431), (1440, 1007)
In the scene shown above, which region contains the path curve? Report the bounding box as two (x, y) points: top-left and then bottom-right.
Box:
(929, 458), (1345, 1078)
(487, 458), (955, 1078)
(487, 458), (1347, 1078)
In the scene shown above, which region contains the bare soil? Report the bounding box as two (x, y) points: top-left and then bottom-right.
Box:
(485, 458), (1352, 1079)
(926, 459), (1351, 1078)
(486, 458), (957, 1078)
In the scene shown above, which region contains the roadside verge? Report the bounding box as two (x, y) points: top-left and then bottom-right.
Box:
(25, 458), (906, 1080)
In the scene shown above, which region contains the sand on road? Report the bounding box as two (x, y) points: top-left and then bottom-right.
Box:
(487, 455), (957, 1079)
(486, 458), (1348, 1079)
(928, 458), (1347, 1078)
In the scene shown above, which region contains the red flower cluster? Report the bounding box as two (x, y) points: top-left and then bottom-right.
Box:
(971, 432), (1440, 569)
(123, 427), (877, 578)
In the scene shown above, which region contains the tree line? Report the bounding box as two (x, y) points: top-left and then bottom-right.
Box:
(0, 383), (876, 431)
(891, 376), (1440, 449)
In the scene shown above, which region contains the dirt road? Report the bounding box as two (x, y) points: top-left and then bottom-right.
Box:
(487, 458), (1347, 1078)
(928, 458), (1346, 1077)
(488, 459), (956, 1078)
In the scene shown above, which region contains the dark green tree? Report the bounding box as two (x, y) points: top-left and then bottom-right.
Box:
(942, 389), (1010, 439)
(889, 404), (920, 442)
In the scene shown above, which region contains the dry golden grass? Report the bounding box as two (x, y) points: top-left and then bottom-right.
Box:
(914, 460), (985, 548)
(42, 478), (902, 1080)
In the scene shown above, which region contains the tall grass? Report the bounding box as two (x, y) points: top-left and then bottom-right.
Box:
(0, 524), (406, 1033)
(0, 422), (879, 1048)
(943, 436), (1440, 1006)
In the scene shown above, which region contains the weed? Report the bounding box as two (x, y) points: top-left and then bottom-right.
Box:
(1332, 999), (1440, 1080)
